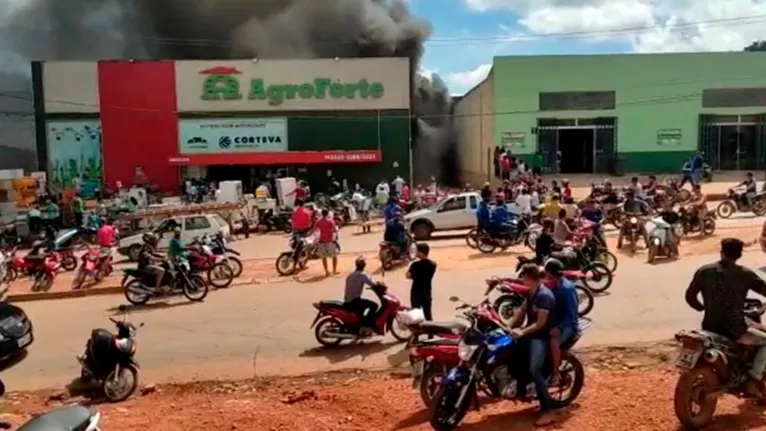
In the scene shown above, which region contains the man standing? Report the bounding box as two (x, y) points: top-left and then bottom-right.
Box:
(406, 243), (437, 321)
(315, 209), (338, 277)
(392, 175), (405, 197)
(72, 192), (85, 227)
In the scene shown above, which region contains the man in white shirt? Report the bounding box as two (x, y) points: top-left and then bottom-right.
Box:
(392, 175), (405, 196)
(516, 188), (533, 215)
(375, 180), (390, 205)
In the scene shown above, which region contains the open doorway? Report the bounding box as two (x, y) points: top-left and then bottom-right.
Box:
(558, 128), (594, 174)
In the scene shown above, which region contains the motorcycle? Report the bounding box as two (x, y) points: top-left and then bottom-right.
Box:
(378, 234), (416, 270)
(486, 275), (595, 326)
(310, 283), (411, 347)
(17, 405), (100, 431)
(188, 241), (235, 288)
(77, 306), (142, 402)
(121, 259), (208, 305)
(476, 217), (540, 254)
(679, 207), (716, 236)
(6, 246), (61, 286)
(255, 209), (292, 234)
(200, 234), (243, 277)
(617, 214), (647, 254)
(645, 217), (682, 264)
(72, 247), (113, 289)
(673, 298), (765, 429)
(516, 246), (614, 294)
(275, 233), (340, 276)
(716, 189), (766, 219)
(428, 296), (588, 431)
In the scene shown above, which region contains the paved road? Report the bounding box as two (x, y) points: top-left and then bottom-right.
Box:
(6, 249), (766, 391)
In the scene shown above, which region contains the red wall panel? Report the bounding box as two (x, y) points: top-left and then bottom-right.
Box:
(98, 61), (179, 192)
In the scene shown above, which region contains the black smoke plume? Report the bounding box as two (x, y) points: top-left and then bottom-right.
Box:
(0, 0), (459, 184)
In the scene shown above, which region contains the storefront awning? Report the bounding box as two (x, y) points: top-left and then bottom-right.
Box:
(167, 150), (382, 166)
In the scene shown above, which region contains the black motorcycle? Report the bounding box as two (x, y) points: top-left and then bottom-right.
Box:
(121, 259), (208, 305)
(78, 308), (142, 402)
(716, 189), (766, 219)
(678, 207), (716, 236)
(17, 405), (100, 431)
(378, 233), (416, 270)
(256, 209), (292, 234)
(476, 217), (536, 254)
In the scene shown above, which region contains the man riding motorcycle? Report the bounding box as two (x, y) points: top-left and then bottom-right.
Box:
(490, 194), (513, 238)
(580, 199), (606, 247)
(735, 172), (758, 208)
(96, 217), (116, 267)
(543, 259), (580, 388)
(344, 256), (381, 334)
(618, 191), (650, 249)
(686, 184), (708, 233)
(657, 202), (681, 257)
(383, 210), (409, 259)
(476, 195), (492, 234)
(685, 238), (766, 399)
(138, 233), (166, 294)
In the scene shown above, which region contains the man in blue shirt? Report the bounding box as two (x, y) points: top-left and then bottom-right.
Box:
(580, 199), (606, 247)
(383, 197), (402, 247)
(511, 263), (557, 426)
(490, 194), (511, 237)
(544, 259), (579, 389)
(476, 195), (491, 231)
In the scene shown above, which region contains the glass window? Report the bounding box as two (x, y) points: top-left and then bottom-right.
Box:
(185, 216), (212, 231)
(702, 88), (766, 108)
(539, 91), (616, 111)
(438, 197), (467, 212)
(469, 195), (478, 209)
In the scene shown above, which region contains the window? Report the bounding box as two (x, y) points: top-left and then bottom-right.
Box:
(154, 219), (181, 233)
(702, 88), (766, 108)
(212, 214), (229, 229)
(539, 91), (616, 111)
(438, 197), (467, 212)
(469, 195), (478, 209)
(185, 216), (211, 231)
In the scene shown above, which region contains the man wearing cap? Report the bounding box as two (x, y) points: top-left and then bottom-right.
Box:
(543, 259), (579, 388)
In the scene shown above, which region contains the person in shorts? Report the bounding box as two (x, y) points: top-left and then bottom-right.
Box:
(314, 209), (338, 277)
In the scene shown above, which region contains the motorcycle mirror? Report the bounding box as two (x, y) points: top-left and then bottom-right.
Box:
(448, 296), (460, 302)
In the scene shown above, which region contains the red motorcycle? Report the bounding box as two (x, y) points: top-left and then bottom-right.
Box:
(56, 248), (78, 272)
(72, 248), (113, 289)
(310, 283), (411, 347)
(7, 247), (61, 290)
(410, 297), (506, 407)
(188, 243), (234, 289)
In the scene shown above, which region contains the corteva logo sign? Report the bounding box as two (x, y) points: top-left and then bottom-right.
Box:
(174, 59), (410, 112)
(200, 66), (385, 106)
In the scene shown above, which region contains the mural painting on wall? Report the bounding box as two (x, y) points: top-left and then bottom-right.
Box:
(46, 120), (103, 198)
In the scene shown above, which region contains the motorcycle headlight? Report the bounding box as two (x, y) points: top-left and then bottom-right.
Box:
(630, 217), (638, 224)
(457, 341), (479, 361)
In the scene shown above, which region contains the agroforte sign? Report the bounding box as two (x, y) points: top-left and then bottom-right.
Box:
(199, 66), (385, 106)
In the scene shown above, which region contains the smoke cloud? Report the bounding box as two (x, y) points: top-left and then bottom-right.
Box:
(0, 0), (458, 184)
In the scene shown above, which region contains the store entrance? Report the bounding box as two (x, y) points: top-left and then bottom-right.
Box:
(536, 117), (616, 174)
(203, 165), (290, 193)
(558, 128), (594, 174)
(700, 115), (765, 171)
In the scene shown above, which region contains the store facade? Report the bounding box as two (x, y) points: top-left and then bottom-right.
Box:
(33, 58), (412, 193)
(455, 52), (766, 180)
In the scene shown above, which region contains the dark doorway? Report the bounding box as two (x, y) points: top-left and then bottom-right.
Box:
(699, 114), (766, 170)
(558, 128), (594, 174)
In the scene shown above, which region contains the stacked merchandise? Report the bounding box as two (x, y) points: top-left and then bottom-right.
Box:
(0, 169), (25, 227)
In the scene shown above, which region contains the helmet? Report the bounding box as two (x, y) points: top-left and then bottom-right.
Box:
(544, 258), (564, 277)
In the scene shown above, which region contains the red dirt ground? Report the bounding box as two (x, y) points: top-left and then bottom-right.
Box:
(4, 365), (766, 431)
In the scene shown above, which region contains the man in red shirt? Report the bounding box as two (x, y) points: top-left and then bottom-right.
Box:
(401, 183), (411, 202)
(96, 218), (117, 268)
(314, 209), (338, 276)
(291, 200), (312, 235)
(501, 156), (511, 181)
(288, 181), (309, 202)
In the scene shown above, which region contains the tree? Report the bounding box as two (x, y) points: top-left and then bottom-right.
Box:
(745, 40), (766, 51)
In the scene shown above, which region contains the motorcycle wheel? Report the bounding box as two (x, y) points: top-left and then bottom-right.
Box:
(476, 234), (497, 254)
(493, 294), (525, 327)
(549, 353), (585, 408)
(227, 257), (243, 278)
(389, 316), (412, 342)
(715, 200), (736, 219)
(182, 275), (208, 302)
(583, 262), (613, 293)
(103, 364), (139, 402)
(465, 228), (479, 249)
(429, 382), (474, 431)
(525, 232), (538, 252)
(703, 218), (716, 236)
(314, 317), (344, 347)
(420, 365), (447, 408)
(207, 263), (234, 288)
(647, 244), (657, 264)
(61, 255), (77, 272)
(275, 252), (297, 276)
(575, 285), (595, 317)
(124, 280), (151, 305)
(72, 268), (87, 289)
(4, 267), (16, 283)
(32, 273), (54, 292)
(379, 249), (394, 271)
(282, 224), (293, 234)
(597, 249), (618, 273)
(673, 364), (719, 429)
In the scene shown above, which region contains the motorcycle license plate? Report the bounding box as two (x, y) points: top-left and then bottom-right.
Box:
(675, 347), (701, 370)
(17, 333), (31, 348)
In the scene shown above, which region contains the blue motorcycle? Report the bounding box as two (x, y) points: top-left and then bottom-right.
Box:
(429, 296), (589, 431)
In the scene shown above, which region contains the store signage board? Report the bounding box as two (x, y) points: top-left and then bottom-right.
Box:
(167, 150), (383, 166)
(657, 128), (682, 145)
(179, 118), (288, 154)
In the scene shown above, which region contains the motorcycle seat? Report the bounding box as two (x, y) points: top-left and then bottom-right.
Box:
(416, 321), (467, 334)
(318, 300), (345, 308)
(416, 337), (460, 347)
(17, 405), (97, 431)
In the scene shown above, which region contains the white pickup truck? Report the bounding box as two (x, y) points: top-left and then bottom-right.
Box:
(405, 192), (520, 240)
(117, 213), (230, 261)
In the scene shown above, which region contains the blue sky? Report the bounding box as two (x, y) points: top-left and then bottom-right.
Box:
(407, 0), (766, 94)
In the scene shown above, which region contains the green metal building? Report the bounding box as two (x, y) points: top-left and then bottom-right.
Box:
(455, 52), (766, 183)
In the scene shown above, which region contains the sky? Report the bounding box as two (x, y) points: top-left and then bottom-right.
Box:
(409, 0), (766, 95)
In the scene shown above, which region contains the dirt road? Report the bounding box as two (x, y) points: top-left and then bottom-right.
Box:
(5, 246), (766, 392)
(3, 348), (766, 431)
